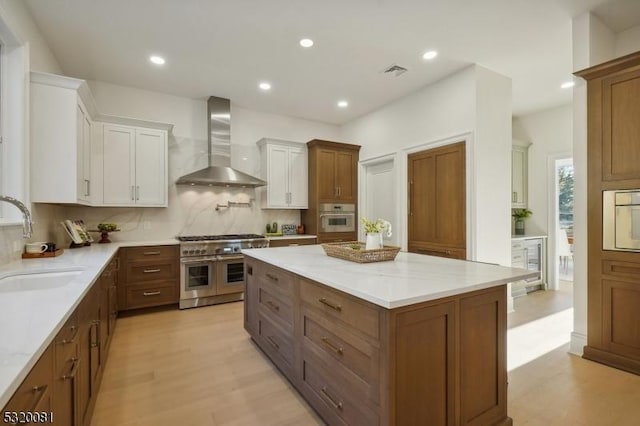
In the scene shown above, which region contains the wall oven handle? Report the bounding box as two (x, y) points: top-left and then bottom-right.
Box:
(319, 213), (355, 218)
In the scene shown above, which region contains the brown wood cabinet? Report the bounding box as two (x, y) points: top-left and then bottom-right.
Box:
(302, 140), (361, 243)
(267, 236), (317, 247)
(244, 257), (511, 425)
(408, 142), (466, 260)
(2, 256), (117, 426)
(118, 245), (179, 310)
(2, 347), (53, 425)
(53, 313), (80, 426)
(576, 51), (640, 375)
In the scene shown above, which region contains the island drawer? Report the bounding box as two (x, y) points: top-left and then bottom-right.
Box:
(257, 313), (294, 375)
(300, 356), (379, 426)
(126, 282), (177, 309)
(302, 309), (379, 404)
(258, 285), (294, 329)
(300, 279), (380, 340)
(256, 262), (295, 296)
(511, 240), (525, 251)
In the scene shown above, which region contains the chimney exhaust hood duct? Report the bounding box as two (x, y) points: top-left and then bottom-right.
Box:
(176, 96), (266, 188)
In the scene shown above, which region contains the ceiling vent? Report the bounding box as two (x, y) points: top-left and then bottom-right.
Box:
(382, 64), (408, 77)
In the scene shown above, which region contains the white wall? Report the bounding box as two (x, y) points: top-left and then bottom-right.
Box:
(341, 65), (512, 266)
(340, 67), (477, 160)
(0, 0), (66, 266)
(615, 24), (640, 57)
(65, 80), (341, 241)
(512, 104), (573, 235)
(474, 66), (512, 266)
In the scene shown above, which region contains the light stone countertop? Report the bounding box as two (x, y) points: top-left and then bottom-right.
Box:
(0, 239), (178, 408)
(243, 245), (537, 309)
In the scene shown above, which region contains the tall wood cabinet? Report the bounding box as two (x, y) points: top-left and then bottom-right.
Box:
(302, 140), (361, 243)
(408, 142), (466, 259)
(576, 50), (640, 375)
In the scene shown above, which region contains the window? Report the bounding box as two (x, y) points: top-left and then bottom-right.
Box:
(0, 10), (28, 224)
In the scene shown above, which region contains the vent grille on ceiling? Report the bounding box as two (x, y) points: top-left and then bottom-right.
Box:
(382, 64), (408, 77)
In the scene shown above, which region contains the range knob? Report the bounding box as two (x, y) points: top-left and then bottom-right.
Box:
(188, 249), (195, 255)
(182, 250), (188, 255)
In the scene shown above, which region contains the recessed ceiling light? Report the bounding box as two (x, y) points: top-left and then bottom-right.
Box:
(299, 38), (314, 48)
(422, 50), (438, 60)
(259, 82), (272, 91)
(337, 100), (349, 108)
(149, 55), (166, 65)
(561, 81), (575, 89)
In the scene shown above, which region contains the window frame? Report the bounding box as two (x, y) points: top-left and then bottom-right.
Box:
(0, 6), (29, 226)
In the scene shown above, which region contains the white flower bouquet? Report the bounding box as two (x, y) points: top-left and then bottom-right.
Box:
(361, 217), (392, 237)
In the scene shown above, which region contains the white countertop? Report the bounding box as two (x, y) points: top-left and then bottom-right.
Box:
(243, 245), (537, 309)
(266, 234), (317, 240)
(0, 239), (177, 408)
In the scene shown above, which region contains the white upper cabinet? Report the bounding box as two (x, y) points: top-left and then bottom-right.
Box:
(258, 138), (308, 209)
(31, 73), (95, 204)
(30, 71), (173, 207)
(102, 125), (167, 207)
(512, 139), (531, 208)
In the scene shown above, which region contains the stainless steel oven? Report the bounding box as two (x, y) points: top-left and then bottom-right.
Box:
(216, 255), (246, 295)
(180, 256), (217, 302)
(177, 234), (268, 309)
(319, 203), (355, 233)
(603, 190), (640, 251)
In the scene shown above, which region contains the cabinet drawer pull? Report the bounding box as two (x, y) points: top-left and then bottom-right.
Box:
(143, 268), (161, 273)
(266, 300), (280, 311)
(266, 335), (279, 350)
(266, 273), (279, 282)
(143, 251), (161, 255)
(29, 384), (49, 412)
(59, 325), (78, 345)
(62, 358), (80, 380)
(319, 297), (342, 312)
(321, 337), (344, 355)
(143, 290), (161, 296)
(320, 386), (343, 411)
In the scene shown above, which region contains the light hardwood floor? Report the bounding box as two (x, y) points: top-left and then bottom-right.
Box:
(92, 286), (640, 425)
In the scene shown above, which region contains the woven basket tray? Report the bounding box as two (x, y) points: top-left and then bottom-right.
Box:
(321, 241), (401, 263)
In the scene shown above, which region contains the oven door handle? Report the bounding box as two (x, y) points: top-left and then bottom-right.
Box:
(319, 213), (355, 218)
(180, 257), (218, 264)
(217, 255), (245, 261)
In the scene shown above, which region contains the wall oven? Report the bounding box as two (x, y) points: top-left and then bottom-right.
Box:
(603, 190), (640, 251)
(319, 203), (356, 233)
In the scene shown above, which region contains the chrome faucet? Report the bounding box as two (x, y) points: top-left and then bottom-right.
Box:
(0, 195), (33, 238)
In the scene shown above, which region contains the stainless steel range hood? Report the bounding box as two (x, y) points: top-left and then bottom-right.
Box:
(176, 96), (266, 188)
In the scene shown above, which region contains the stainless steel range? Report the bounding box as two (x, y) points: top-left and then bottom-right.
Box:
(177, 234), (268, 309)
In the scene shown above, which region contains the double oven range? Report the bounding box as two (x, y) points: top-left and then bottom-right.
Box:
(177, 234), (268, 309)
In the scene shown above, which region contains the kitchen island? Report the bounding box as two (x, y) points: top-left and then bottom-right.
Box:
(243, 245), (536, 426)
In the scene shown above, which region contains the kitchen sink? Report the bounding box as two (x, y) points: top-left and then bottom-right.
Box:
(0, 268), (84, 293)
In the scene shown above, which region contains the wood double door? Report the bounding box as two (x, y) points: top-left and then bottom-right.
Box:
(408, 142), (466, 259)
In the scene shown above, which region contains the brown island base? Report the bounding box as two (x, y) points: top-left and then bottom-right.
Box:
(243, 246), (534, 425)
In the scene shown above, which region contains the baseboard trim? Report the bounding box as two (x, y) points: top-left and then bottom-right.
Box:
(583, 346), (640, 375)
(569, 332), (587, 356)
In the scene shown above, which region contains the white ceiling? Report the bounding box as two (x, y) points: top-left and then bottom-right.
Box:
(24, 0), (639, 125)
